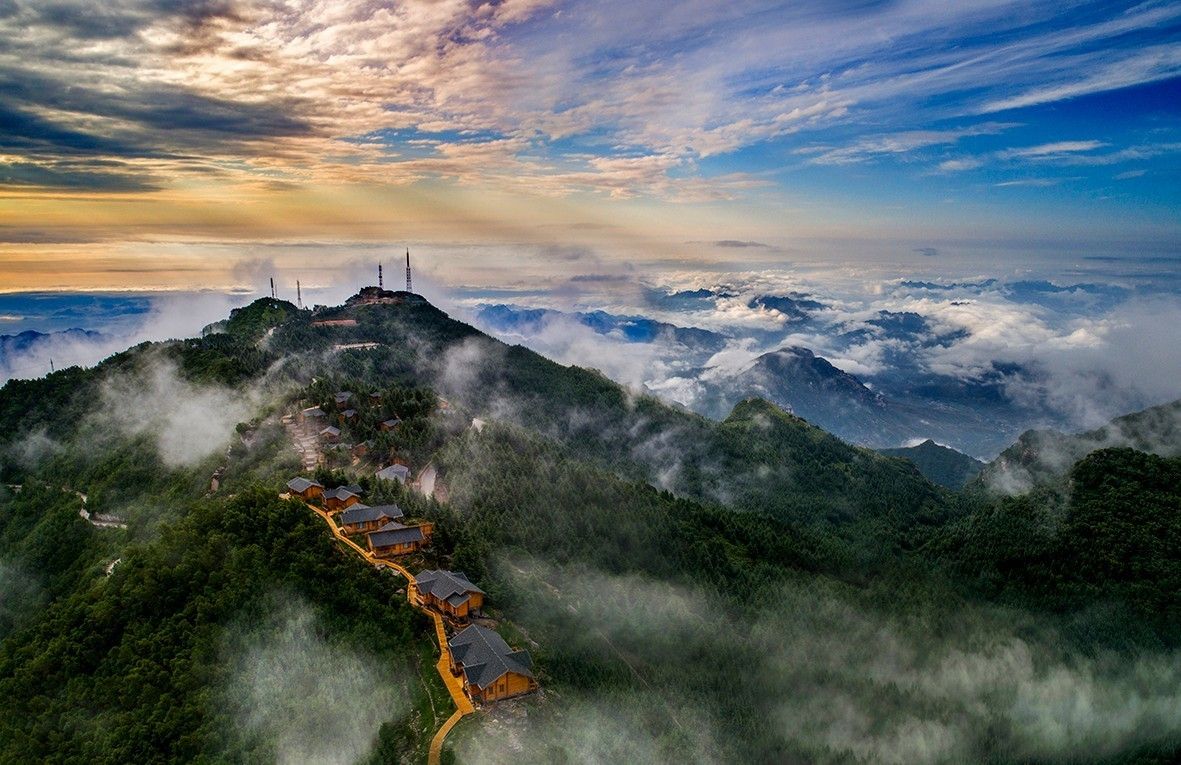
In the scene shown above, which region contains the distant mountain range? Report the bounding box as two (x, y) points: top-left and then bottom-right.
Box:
(0, 328), (106, 377)
(978, 398), (1181, 493)
(475, 303), (1040, 455)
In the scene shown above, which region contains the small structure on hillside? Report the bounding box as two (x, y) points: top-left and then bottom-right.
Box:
(334, 391), (354, 407)
(379, 417), (401, 432)
(369, 392), (382, 405)
(339, 408), (358, 423)
(367, 520), (433, 557)
(319, 425), (341, 443)
(323, 485), (363, 511)
(287, 476), (324, 500)
(448, 624), (538, 703)
(299, 406), (326, 425)
(339, 503), (404, 534)
(376, 463), (411, 484)
(311, 318), (357, 327)
(80, 507), (128, 530)
(416, 569), (484, 621)
(352, 440), (372, 459)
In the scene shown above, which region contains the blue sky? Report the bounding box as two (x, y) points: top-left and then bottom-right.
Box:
(0, 0), (1176, 295)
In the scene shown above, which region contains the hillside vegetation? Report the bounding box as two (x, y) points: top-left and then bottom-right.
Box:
(0, 295), (1178, 764)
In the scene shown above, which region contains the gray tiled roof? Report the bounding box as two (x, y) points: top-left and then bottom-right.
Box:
(334, 391), (353, 404)
(368, 521), (424, 548)
(340, 503), (404, 525)
(323, 485), (360, 502)
(416, 570), (483, 606)
(286, 477), (322, 493)
(319, 425), (341, 437)
(448, 624), (534, 690)
(375, 464), (410, 482)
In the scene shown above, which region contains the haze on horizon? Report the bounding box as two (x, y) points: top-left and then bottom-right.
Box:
(0, 0), (1178, 295)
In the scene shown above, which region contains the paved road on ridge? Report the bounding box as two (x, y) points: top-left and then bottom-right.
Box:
(295, 497), (474, 765)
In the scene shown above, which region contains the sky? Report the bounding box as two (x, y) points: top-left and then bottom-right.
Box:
(1, 0), (1180, 436)
(0, 0), (1179, 295)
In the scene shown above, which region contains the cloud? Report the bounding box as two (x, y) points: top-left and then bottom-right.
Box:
(994, 178), (1059, 187)
(1, 0), (1177, 207)
(93, 356), (257, 467)
(936, 158), (984, 172)
(997, 140), (1106, 159)
(979, 43), (1181, 113)
(802, 124), (1016, 166)
(712, 240), (770, 248)
(487, 560), (1181, 764)
(0, 291), (254, 383)
(221, 596), (409, 765)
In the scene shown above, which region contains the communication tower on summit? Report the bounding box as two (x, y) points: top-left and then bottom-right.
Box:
(378, 263), (383, 289)
(405, 249), (412, 293)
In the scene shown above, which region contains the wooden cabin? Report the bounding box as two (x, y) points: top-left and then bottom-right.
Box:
(368, 392), (382, 405)
(334, 391), (353, 408)
(379, 417), (401, 432)
(339, 408), (358, 423)
(375, 463), (411, 484)
(299, 406), (326, 426)
(338, 503), (403, 535)
(322, 485), (362, 512)
(286, 476), (323, 500)
(367, 520), (433, 558)
(351, 440), (371, 459)
(448, 625), (538, 703)
(319, 425), (341, 443)
(416, 569), (485, 621)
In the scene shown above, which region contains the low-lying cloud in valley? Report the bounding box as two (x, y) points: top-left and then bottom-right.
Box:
(221, 597), (409, 765)
(482, 561), (1181, 764)
(93, 358), (257, 467)
(469, 269), (1181, 456)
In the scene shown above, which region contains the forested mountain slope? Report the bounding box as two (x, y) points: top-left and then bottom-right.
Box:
(978, 398), (1181, 493)
(0, 293), (1178, 764)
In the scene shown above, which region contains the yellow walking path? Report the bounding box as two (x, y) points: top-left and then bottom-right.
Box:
(296, 497), (473, 765)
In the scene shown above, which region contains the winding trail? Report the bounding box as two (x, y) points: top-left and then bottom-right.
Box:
(293, 497), (474, 765)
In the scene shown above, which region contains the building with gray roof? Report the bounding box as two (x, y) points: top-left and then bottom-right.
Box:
(375, 464), (411, 484)
(416, 570), (485, 619)
(448, 624), (537, 703)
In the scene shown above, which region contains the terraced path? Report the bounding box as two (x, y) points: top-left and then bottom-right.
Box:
(292, 496), (474, 765)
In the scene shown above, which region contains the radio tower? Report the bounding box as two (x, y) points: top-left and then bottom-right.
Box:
(296, 280), (302, 309)
(378, 263), (383, 289)
(405, 248), (412, 293)
(269, 277), (275, 299)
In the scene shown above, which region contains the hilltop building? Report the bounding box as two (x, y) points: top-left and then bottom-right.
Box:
(416, 569), (484, 620)
(286, 476), (323, 500)
(339, 503), (404, 534)
(448, 624), (538, 703)
(367, 520), (432, 557)
(323, 485), (363, 511)
(376, 463), (411, 484)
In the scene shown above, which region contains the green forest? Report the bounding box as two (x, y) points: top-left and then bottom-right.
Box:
(1, 295), (1178, 764)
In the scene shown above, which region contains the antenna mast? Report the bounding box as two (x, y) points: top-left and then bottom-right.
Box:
(378, 263), (383, 289)
(270, 277), (275, 299)
(405, 249), (412, 293)
(296, 280), (303, 309)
